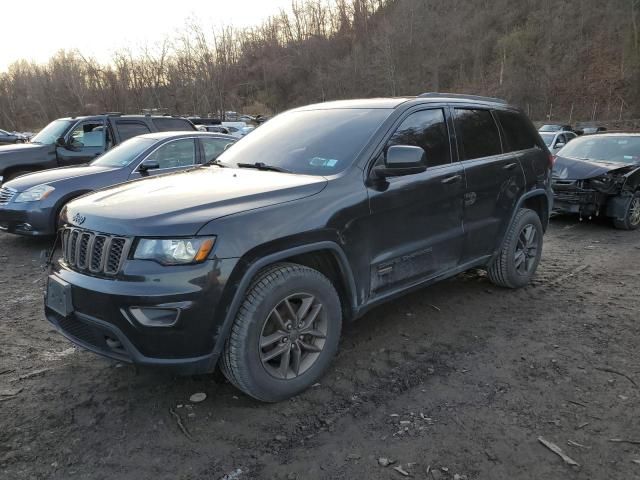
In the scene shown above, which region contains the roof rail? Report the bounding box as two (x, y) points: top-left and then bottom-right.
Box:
(418, 92), (507, 104)
(102, 112), (123, 116)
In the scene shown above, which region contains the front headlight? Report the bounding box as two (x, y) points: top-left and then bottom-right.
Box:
(133, 237), (216, 265)
(14, 184), (55, 203)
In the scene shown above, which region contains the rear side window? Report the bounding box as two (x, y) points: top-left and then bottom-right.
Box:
(152, 117), (196, 132)
(201, 137), (235, 162)
(115, 121), (151, 141)
(495, 110), (538, 152)
(386, 109), (451, 167)
(454, 109), (502, 160)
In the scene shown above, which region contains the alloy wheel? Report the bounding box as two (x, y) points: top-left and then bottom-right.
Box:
(259, 293), (328, 380)
(629, 196), (640, 226)
(514, 224), (538, 275)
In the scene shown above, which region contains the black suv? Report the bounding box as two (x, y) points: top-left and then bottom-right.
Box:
(0, 114), (196, 183)
(45, 94), (553, 402)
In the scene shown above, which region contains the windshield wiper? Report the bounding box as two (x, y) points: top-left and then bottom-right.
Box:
(205, 160), (227, 167)
(236, 162), (291, 173)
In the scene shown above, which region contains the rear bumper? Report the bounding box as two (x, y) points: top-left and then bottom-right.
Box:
(0, 203), (55, 236)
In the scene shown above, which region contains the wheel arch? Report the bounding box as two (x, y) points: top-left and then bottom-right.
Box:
(51, 190), (93, 231)
(209, 241), (357, 368)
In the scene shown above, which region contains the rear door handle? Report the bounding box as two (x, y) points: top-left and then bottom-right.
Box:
(441, 174), (462, 185)
(503, 162), (517, 170)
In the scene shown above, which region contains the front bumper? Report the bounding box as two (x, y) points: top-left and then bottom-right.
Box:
(0, 202), (55, 236)
(45, 256), (240, 374)
(551, 179), (604, 216)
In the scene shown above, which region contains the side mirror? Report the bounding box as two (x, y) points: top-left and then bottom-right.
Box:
(138, 159), (160, 172)
(56, 136), (67, 147)
(554, 142), (566, 149)
(373, 145), (427, 178)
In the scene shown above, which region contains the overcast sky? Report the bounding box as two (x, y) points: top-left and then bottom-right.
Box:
(0, 0), (297, 71)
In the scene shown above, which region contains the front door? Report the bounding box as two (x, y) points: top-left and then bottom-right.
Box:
(366, 108), (465, 298)
(56, 120), (106, 165)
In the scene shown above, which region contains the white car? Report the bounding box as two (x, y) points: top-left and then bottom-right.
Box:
(222, 122), (249, 139)
(540, 130), (578, 155)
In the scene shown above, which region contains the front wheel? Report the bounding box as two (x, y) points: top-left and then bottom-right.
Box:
(220, 263), (342, 402)
(487, 208), (543, 288)
(613, 191), (640, 230)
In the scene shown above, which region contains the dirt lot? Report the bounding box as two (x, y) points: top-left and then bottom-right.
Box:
(1, 217), (639, 480)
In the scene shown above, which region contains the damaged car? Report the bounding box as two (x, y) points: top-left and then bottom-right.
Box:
(552, 133), (640, 229)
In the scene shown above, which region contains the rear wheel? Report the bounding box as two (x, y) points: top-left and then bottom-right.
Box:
(613, 191), (640, 230)
(488, 208), (543, 288)
(220, 263), (342, 402)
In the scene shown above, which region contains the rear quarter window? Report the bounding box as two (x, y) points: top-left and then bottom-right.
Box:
(495, 110), (539, 152)
(152, 118), (196, 132)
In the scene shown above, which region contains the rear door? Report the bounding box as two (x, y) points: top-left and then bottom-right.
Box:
(113, 120), (152, 143)
(366, 107), (466, 297)
(454, 107), (526, 263)
(128, 138), (198, 180)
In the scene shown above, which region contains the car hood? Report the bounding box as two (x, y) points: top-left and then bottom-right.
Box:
(552, 155), (637, 180)
(4, 165), (119, 191)
(0, 142), (51, 163)
(64, 167), (328, 236)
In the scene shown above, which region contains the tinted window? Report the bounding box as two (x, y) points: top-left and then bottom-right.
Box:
(454, 109), (502, 160)
(152, 117), (195, 132)
(495, 110), (538, 152)
(557, 135), (640, 163)
(386, 109), (450, 167)
(201, 137), (235, 163)
(145, 138), (196, 169)
(217, 108), (392, 175)
(115, 121), (151, 141)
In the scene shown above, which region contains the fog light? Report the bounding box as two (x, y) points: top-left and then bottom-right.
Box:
(129, 307), (180, 327)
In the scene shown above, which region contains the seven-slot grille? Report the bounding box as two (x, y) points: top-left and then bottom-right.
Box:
(0, 187), (16, 205)
(61, 227), (132, 276)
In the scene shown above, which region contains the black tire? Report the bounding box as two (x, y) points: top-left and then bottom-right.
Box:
(220, 262), (342, 402)
(487, 208), (543, 289)
(612, 191), (640, 230)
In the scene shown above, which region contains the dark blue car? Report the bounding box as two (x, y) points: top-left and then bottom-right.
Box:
(0, 131), (235, 236)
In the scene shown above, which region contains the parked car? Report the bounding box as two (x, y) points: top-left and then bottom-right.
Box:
(552, 133), (640, 228)
(539, 124), (573, 133)
(200, 125), (231, 135)
(0, 114), (196, 184)
(540, 130), (578, 155)
(0, 132), (234, 236)
(222, 122), (249, 138)
(0, 129), (27, 145)
(45, 94), (552, 402)
(580, 126), (607, 135)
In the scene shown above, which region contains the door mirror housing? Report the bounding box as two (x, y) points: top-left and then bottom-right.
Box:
(554, 142), (566, 149)
(56, 136), (67, 147)
(374, 145), (427, 178)
(138, 159), (160, 172)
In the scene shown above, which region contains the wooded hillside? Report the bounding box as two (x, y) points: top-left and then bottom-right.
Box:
(1, 0), (638, 130)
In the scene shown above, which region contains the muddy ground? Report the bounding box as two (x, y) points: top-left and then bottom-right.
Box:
(0, 217), (639, 480)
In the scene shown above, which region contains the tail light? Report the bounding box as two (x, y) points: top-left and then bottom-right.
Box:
(548, 153), (555, 169)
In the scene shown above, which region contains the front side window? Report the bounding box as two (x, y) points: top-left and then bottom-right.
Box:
(385, 109), (451, 167)
(201, 138), (235, 163)
(454, 109), (502, 160)
(217, 108), (392, 175)
(145, 139), (196, 169)
(69, 122), (105, 148)
(115, 121), (151, 141)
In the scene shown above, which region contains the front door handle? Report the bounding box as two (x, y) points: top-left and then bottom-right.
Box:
(441, 174), (462, 185)
(503, 162), (517, 170)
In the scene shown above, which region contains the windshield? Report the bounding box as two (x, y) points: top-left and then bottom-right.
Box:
(30, 120), (74, 145)
(539, 125), (561, 132)
(91, 137), (156, 167)
(558, 135), (640, 163)
(216, 108), (392, 175)
(540, 133), (554, 146)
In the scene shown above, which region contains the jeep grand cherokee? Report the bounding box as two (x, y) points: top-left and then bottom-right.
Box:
(45, 93), (553, 402)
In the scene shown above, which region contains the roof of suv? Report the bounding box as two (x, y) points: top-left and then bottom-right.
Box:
(137, 131), (236, 140)
(57, 114), (192, 121)
(296, 93), (512, 111)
